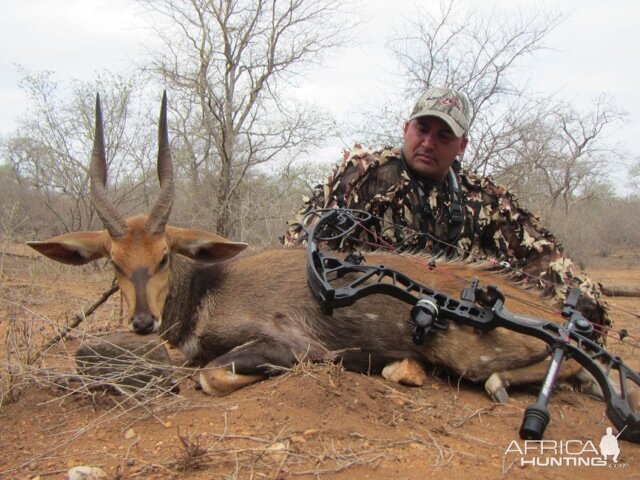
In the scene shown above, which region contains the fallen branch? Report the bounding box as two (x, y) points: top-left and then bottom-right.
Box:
(600, 283), (640, 298)
(1, 251), (40, 260)
(36, 284), (119, 360)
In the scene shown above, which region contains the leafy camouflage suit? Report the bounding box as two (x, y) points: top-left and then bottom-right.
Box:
(283, 145), (609, 339)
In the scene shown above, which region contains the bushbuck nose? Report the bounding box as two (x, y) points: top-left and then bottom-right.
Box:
(133, 312), (156, 335)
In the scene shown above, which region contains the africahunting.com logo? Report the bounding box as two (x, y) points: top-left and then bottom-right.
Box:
(504, 427), (629, 468)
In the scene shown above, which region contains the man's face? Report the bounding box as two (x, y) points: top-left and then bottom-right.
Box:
(403, 116), (468, 181)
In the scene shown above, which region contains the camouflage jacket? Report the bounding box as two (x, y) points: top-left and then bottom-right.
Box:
(284, 145), (609, 336)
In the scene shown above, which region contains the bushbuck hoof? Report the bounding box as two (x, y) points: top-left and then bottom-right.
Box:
(574, 368), (604, 399)
(199, 366), (265, 396)
(485, 373), (509, 404)
(381, 359), (427, 387)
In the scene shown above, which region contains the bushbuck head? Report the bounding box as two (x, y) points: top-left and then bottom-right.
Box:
(27, 93), (247, 334)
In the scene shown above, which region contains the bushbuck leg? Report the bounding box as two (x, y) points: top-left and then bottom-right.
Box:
(484, 358), (585, 403)
(198, 338), (327, 396)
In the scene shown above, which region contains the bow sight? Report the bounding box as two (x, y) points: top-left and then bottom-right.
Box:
(305, 208), (640, 443)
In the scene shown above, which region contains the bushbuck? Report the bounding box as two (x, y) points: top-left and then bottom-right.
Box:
(28, 93), (597, 401)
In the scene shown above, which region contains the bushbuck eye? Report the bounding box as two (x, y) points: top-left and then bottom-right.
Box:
(159, 254), (169, 270)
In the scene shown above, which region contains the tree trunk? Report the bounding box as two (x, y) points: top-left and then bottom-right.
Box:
(216, 155), (232, 236)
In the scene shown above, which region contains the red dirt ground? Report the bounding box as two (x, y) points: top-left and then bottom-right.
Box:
(1, 244), (639, 479)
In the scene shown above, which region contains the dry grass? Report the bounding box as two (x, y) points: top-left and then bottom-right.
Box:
(1, 247), (640, 479)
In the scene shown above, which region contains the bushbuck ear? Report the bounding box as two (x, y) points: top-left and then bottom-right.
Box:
(27, 231), (111, 266)
(166, 226), (248, 263)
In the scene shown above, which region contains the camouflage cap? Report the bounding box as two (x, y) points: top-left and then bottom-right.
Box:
(409, 87), (470, 137)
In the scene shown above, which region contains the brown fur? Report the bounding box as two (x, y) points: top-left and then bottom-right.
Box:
(161, 247), (584, 399)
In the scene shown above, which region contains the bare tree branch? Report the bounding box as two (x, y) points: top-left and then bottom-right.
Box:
(140, 0), (350, 236)
(0, 70), (154, 234)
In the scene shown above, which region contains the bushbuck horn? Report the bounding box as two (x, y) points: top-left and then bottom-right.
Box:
(145, 91), (175, 235)
(90, 94), (128, 237)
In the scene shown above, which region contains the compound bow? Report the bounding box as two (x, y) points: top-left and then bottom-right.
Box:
(305, 208), (640, 443)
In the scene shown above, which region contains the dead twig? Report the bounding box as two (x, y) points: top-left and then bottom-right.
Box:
(432, 424), (499, 448)
(290, 453), (386, 476)
(502, 456), (516, 474)
(173, 428), (210, 472)
(2, 251), (39, 260)
(424, 429), (454, 467)
(448, 403), (518, 428)
(36, 284), (119, 361)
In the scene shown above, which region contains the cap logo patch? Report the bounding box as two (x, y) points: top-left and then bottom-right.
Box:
(441, 98), (460, 107)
